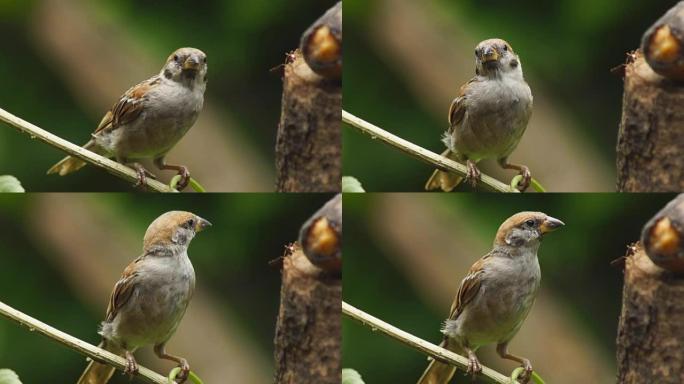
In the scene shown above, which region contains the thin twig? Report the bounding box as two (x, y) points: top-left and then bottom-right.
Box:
(0, 300), (168, 384)
(0, 107), (176, 192)
(342, 110), (516, 193)
(342, 301), (519, 384)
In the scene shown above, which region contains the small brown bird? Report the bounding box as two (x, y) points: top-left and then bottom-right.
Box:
(425, 39), (533, 192)
(47, 48), (208, 190)
(417, 212), (563, 384)
(77, 211), (211, 384)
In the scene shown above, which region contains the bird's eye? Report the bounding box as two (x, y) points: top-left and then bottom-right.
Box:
(525, 220), (535, 227)
(186, 219), (195, 229)
(503, 45), (508, 51)
(474, 49), (478, 56)
(173, 54), (180, 62)
(203, 57), (207, 63)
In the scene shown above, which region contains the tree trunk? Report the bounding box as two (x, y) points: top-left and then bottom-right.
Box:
(274, 50), (341, 192)
(273, 244), (341, 384)
(616, 51), (684, 192)
(616, 243), (684, 383)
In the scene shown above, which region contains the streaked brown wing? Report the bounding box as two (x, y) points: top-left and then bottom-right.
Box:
(93, 76), (160, 135)
(105, 256), (143, 322)
(447, 253), (489, 320)
(447, 78), (475, 131)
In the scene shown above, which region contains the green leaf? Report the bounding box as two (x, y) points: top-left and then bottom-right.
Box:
(0, 369), (22, 384)
(509, 175), (523, 192)
(168, 176), (206, 192)
(510, 367), (546, 384)
(509, 175), (547, 193)
(342, 368), (365, 384)
(0, 176), (24, 193)
(169, 175), (181, 190)
(531, 371), (546, 384)
(188, 178), (206, 193)
(167, 367), (204, 384)
(530, 178), (547, 193)
(342, 176), (365, 193)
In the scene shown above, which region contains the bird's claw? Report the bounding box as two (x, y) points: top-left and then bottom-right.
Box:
(466, 357), (482, 379)
(175, 167), (190, 191)
(465, 161), (481, 188)
(124, 353), (138, 377)
(174, 359), (190, 384)
(132, 165), (157, 189)
(512, 359), (534, 384)
(516, 167), (531, 192)
(517, 364), (533, 384)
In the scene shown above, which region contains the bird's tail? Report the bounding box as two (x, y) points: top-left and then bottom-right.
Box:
(47, 140), (102, 176)
(76, 340), (122, 384)
(416, 339), (459, 384)
(425, 149), (464, 191)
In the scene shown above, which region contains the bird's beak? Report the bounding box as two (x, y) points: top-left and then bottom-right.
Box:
(183, 56), (201, 71)
(540, 216), (564, 234)
(194, 217), (212, 232)
(481, 46), (499, 63)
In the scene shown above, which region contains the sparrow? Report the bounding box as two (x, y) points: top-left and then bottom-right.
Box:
(417, 212), (563, 384)
(425, 39), (533, 192)
(48, 47), (208, 190)
(77, 211), (211, 384)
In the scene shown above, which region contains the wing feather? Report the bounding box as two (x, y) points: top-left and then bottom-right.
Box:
(93, 76), (161, 135)
(105, 256), (143, 322)
(447, 253), (489, 320)
(447, 78), (476, 131)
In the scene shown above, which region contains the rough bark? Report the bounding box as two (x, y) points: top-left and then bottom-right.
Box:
(273, 244), (341, 384)
(616, 243), (684, 383)
(274, 50), (341, 192)
(616, 51), (684, 191)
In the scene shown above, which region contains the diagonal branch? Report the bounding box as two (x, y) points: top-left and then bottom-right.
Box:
(342, 301), (520, 384)
(0, 107), (175, 193)
(0, 300), (168, 384)
(342, 110), (516, 193)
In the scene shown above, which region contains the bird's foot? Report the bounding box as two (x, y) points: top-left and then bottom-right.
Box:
(130, 163), (157, 189)
(516, 167), (531, 192)
(466, 356), (482, 379)
(515, 360), (534, 384)
(174, 166), (190, 191)
(465, 160), (481, 188)
(124, 351), (139, 377)
(174, 358), (190, 384)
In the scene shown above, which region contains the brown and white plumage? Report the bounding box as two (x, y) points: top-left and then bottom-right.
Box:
(426, 39), (533, 192)
(77, 211), (211, 384)
(417, 212), (563, 384)
(48, 48), (208, 189)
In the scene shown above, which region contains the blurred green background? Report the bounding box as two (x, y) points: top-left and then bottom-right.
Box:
(343, 0), (675, 192)
(342, 193), (675, 383)
(0, 193), (332, 383)
(0, 0), (337, 192)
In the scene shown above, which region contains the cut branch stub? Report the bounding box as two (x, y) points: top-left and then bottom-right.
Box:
(616, 51), (684, 191)
(273, 244), (341, 384)
(616, 243), (684, 383)
(298, 193), (342, 273)
(274, 49), (341, 192)
(641, 193), (684, 273)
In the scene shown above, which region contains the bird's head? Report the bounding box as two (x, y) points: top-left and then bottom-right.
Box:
(474, 38), (522, 78)
(143, 211), (211, 254)
(161, 47), (208, 87)
(494, 211), (564, 249)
